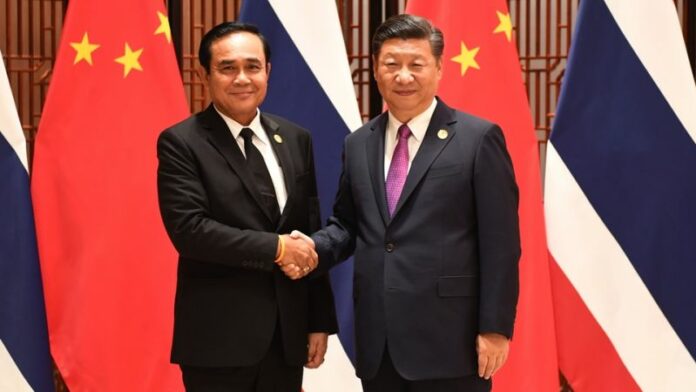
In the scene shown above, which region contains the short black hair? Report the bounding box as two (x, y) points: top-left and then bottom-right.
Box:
(198, 21), (271, 72)
(372, 14), (444, 60)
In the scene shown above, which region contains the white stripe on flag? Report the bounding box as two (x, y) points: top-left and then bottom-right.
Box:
(0, 50), (28, 172)
(545, 143), (696, 391)
(604, 0), (696, 142)
(0, 340), (33, 392)
(268, 0), (362, 131)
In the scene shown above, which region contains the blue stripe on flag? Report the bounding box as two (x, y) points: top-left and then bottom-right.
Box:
(239, 0), (356, 362)
(551, 0), (696, 359)
(0, 134), (53, 391)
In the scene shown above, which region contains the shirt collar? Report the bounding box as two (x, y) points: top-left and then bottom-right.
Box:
(214, 106), (268, 144)
(386, 98), (437, 142)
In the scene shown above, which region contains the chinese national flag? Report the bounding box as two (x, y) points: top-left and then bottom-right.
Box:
(405, 1), (559, 391)
(31, 1), (188, 390)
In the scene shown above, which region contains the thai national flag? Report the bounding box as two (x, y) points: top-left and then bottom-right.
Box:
(0, 50), (53, 391)
(545, 1), (696, 390)
(240, 1), (362, 390)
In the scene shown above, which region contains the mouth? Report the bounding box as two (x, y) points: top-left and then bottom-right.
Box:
(394, 90), (416, 96)
(231, 91), (255, 98)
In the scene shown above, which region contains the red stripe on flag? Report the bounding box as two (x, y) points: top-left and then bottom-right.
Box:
(549, 255), (640, 391)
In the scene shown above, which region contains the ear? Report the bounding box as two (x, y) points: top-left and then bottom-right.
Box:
(435, 58), (443, 80)
(372, 54), (379, 77)
(266, 62), (271, 76)
(196, 65), (209, 85)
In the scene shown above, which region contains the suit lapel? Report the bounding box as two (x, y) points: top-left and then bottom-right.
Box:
(260, 114), (295, 230)
(201, 105), (275, 224)
(366, 113), (390, 226)
(391, 100), (458, 219)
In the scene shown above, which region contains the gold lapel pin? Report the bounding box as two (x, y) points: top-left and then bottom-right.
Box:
(273, 134), (283, 144)
(437, 129), (448, 140)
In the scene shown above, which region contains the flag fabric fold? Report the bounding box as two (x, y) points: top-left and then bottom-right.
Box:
(239, 1), (363, 390)
(405, 1), (559, 391)
(31, 1), (189, 390)
(546, 0), (696, 390)
(0, 49), (53, 392)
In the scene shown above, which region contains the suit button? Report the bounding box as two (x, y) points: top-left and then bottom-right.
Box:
(385, 243), (395, 252)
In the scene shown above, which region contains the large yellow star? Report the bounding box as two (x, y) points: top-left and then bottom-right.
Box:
(114, 43), (143, 77)
(493, 11), (513, 41)
(451, 42), (480, 76)
(154, 11), (172, 43)
(70, 33), (100, 65)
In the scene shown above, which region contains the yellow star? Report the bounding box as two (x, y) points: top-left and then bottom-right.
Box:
(70, 33), (100, 65)
(494, 11), (513, 41)
(451, 42), (480, 76)
(154, 11), (172, 43)
(114, 43), (143, 77)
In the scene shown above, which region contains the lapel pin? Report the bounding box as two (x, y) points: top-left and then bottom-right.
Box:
(437, 129), (448, 140)
(273, 134), (283, 144)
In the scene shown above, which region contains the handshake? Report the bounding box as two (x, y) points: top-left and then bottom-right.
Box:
(274, 230), (317, 280)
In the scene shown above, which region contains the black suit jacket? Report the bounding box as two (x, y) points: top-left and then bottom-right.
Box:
(313, 98), (520, 380)
(157, 104), (337, 368)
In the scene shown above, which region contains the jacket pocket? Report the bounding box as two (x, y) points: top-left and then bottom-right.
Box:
(437, 275), (479, 297)
(427, 163), (464, 179)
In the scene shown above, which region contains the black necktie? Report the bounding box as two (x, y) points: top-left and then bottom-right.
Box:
(240, 128), (280, 223)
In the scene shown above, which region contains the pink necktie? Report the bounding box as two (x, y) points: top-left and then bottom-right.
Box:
(386, 124), (411, 216)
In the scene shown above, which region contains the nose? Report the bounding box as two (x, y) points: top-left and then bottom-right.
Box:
(395, 66), (413, 84)
(234, 70), (250, 85)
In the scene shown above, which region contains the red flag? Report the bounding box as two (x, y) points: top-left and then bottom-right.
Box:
(32, 1), (189, 390)
(405, 1), (559, 390)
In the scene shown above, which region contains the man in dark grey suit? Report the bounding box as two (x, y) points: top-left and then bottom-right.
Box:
(299, 14), (520, 392)
(157, 22), (337, 391)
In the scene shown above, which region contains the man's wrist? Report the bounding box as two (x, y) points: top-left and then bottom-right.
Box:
(274, 235), (285, 263)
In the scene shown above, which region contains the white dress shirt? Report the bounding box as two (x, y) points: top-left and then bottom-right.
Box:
(215, 106), (288, 212)
(384, 98), (438, 180)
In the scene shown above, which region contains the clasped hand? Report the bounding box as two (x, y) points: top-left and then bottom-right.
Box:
(275, 230), (317, 280)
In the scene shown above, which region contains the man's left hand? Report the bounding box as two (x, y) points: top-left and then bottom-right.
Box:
(305, 332), (329, 369)
(476, 332), (509, 379)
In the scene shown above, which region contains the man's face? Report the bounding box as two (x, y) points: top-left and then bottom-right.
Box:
(201, 32), (269, 125)
(373, 38), (442, 123)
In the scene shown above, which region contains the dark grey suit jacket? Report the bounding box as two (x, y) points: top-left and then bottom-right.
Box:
(313, 98), (520, 380)
(157, 104), (337, 368)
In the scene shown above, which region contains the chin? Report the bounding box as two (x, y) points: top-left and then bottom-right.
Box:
(388, 100), (415, 110)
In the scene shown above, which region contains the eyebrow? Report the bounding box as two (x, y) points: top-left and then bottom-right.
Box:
(381, 52), (427, 59)
(216, 58), (263, 67)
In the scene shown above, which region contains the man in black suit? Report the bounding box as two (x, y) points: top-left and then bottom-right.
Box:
(157, 22), (337, 391)
(301, 14), (520, 392)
